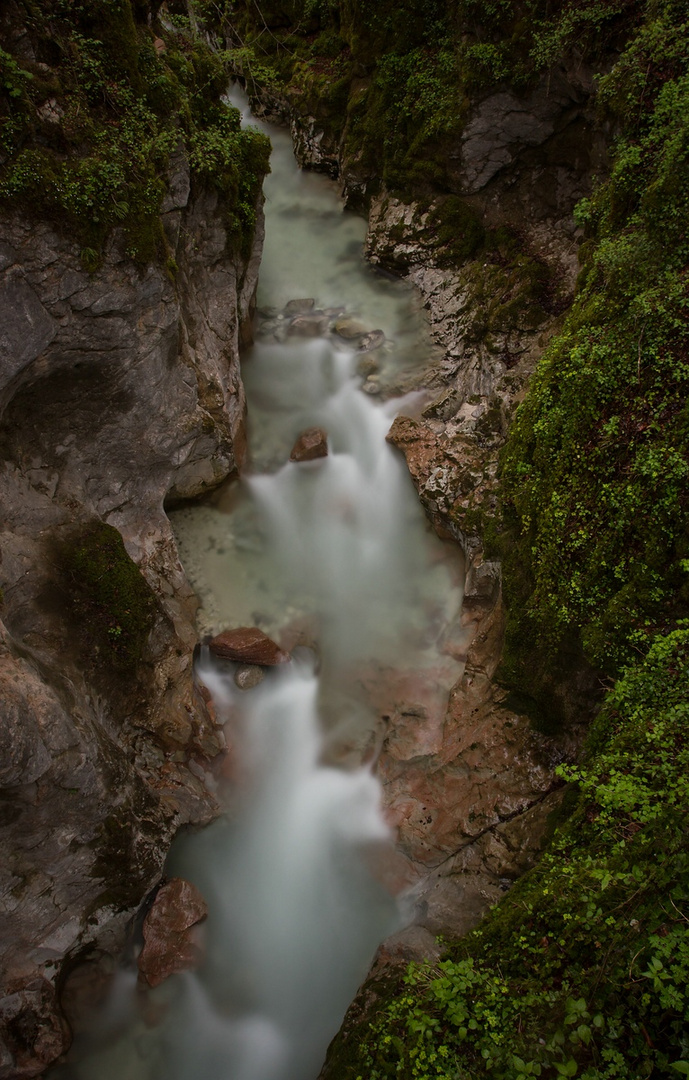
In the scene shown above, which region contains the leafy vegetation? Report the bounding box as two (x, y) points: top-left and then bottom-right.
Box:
(227, 0), (645, 197)
(241, 1), (689, 1077)
(351, 630), (689, 1079)
(498, 0), (689, 707)
(0, 0), (270, 264)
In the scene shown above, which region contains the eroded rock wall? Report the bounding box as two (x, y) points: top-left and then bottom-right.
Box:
(243, 67), (599, 951)
(0, 169), (264, 1075)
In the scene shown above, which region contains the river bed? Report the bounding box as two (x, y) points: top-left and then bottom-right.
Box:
(60, 85), (465, 1080)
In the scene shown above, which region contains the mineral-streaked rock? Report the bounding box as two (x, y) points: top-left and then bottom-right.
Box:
(289, 426), (328, 462)
(209, 627), (291, 666)
(137, 878), (208, 988)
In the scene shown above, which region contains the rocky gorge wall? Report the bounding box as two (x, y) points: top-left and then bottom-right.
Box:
(230, 3), (689, 1076)
(0, 160), (264, 1076)
(237, 44), (603, 957)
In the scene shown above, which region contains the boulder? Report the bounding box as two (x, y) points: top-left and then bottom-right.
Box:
(289, 426), (329, 462)
(209, 627), (290, 666)
(137, 878), (208, 988)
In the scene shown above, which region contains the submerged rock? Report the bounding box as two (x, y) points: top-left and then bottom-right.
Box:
(234, 664), (265, 691)
(289, 426), (329, 462)
(284, 297), (315, 315)
(358, 329), (385, 353)
(286, 314), (329, 337)
(137, 878), (208, 988)
(333, 317), (368, 340)
(209, 627), (291, 666)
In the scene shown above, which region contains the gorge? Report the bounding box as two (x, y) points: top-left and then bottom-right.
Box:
(1, 1), (689, 1078)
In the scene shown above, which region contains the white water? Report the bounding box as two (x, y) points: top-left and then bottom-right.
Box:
(61, 87), (465, 1080)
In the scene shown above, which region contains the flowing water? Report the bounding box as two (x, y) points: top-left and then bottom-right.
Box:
(61, 87), (465, 1080)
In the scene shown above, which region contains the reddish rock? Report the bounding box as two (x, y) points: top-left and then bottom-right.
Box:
(289, 427), (329, 462)
(209, 627), (291, 666)
(138, 878), (208, 988)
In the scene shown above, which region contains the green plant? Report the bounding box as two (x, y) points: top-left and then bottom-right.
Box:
(0, 0), (269, 263)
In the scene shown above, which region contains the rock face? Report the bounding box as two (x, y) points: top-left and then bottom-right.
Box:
(209, 627), (291, 665)
(0, 164), (264, 1074)
(137, 878), (208, 988)
(245, 56), (599, 986)
(289, 427), (329, 462)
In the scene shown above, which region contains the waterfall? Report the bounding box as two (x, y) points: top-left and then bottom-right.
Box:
(60, 83), (465, 1080)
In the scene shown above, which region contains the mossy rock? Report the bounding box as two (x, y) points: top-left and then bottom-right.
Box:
(57, 521), (158, 672)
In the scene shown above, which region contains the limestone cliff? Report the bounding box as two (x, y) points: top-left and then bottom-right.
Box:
(0, 160), (264, 1077)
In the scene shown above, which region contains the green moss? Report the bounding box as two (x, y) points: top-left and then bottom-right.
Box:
(58, 521), (157, 671)
(0, 0), (270, 264)
(355, 630), (689, 1080)
(498, 14), (689, 688)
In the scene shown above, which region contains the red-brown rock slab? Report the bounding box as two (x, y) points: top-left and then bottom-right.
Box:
(208, 627), (291, 665)
(289, 426), (329, 462)
(138, 878), (208, 988)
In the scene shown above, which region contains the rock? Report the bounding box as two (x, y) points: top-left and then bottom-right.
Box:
(286, 314), (329, 337)
(333, 317), (368, 340)
(358, 329), (385, 353)
(362, 377), (381, 395)
(0, 978), (69, 1079)
(356, 354), (379, 378)
(0, 148), (265, 1061)
(234, 664), (265, 691)
(209, 627), (291, 666)
(283, 298), (314, 316)
(137, 878), (208, 988)
(289, 426), (329, 462)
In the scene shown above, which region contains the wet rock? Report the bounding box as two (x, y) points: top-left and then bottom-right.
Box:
(284, 298), (314, 316)
(333, 317), (368, 340)
(137, 878), (208, 988)
(356, 354), (380, 379)
(358, 329), (385, 353)
(286, 314), (329, 337)
(234, 665), (265, 691)
(0, 978), (70, 1079)
(289, 426), (329, 462)
(209, 627), (291, 666)
(362, 377), (381, 395)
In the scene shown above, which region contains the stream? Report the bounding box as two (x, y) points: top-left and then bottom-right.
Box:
(61, 86), (465, 1080)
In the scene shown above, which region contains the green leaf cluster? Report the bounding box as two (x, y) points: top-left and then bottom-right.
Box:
(0, 0), (270, 264)
(498, 0), (689, 713)
(226, 0), (647, 198)
(354, 629), (689, 1080)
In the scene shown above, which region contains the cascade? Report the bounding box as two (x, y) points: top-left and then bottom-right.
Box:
(60, 85), (464, 1080)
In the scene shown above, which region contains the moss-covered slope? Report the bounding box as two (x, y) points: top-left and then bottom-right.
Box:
(0, 0), (270, 265)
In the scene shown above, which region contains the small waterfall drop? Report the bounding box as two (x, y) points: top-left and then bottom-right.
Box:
(59, 84), (466, 1080)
